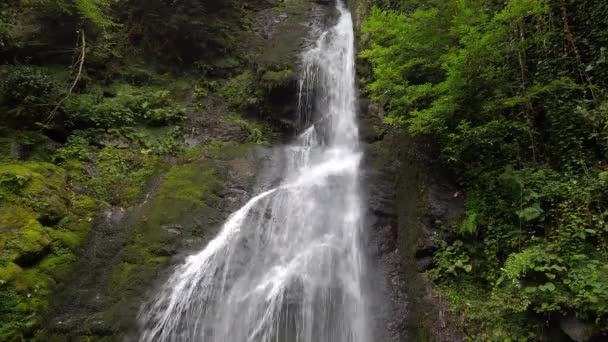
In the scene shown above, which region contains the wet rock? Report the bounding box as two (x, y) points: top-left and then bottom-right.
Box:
(100, 134), (130, 149)
(416, 256), (433, 273)
(163, 224), (183, 236)
(559, 317), (600, 342)
(152, 245), (177, 257)
(9, 141), (23, 159)
(414, 236), (436, 259)
(358, 100), (385, 143)
(363, 127), (465, 341)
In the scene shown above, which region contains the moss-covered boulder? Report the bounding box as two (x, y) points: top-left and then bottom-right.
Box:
(0, 206), (51, 267)
(0, 162), (69, 224)
(0, 162), (103, 341)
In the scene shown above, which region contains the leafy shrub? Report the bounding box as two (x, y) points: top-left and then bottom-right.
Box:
(228, 113), (269, 145)
(219, 71), (261, 112)
(53, 135), (91, 162)
(63, 88), (185, 128)
(141, 91), (186, 126)
(1, 67), (58, 123)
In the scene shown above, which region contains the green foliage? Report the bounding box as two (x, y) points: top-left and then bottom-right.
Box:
(228, 114), (270, 145)
(120, 0), (250, 64)
(219, 71), (261, 112)
(362, 0), (608, 338)
(38, 0), (117, 28)
(1, 67), (58, 124)
(0, 162), (101, 341)
(63, 87), (185, 128)
(95, 146), (157, 206)
(53, 135), (90, 162)
(261, 69), (296, 89)
(430, 240), (472, 279)
(193, 80), (219, 100)
(54, 133), (161, 206)
(0, 0), (278, 337)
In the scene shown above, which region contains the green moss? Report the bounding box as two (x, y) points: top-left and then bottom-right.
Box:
(145, 160), (223, 227)
(0, 263), (22, 283)
(47, 229), (80, 251)
(39, 254), (77, 281)
(0, 162), (66, 195)
(14, 219), (51, 262)
(0, 160), (103, 339)
(101, 142), (244, 332)
(14, 268), (53, 293)
(72, 195), (103, 216)
(0, 162), (69, 222)
(219, 71), (260, 111)
(0, 206), (49, 262)
(59, 145), (162, 207)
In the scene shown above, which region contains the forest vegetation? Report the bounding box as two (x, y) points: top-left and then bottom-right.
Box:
(0, 0), (293, 339)
(360, 0), (608, 339)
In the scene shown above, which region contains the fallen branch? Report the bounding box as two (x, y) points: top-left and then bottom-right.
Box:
(47, 29), (86, 123)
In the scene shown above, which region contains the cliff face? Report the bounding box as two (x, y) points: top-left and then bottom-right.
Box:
(361, 126), (465, 342)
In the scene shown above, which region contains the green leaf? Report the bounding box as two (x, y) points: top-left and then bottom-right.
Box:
(517, 204), (544, 222)
(459, 211), (478, 235)
(539, 282), (555, 292)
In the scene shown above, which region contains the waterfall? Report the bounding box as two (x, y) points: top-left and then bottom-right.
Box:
(138, 2), (369, 341)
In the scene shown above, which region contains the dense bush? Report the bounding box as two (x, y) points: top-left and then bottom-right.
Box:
(362, 0), (608, 338)
(63, 88), (185, 128)
(1, 67), (59, 124)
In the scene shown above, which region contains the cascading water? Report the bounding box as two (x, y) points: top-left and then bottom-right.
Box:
(138, 2), (369, 341)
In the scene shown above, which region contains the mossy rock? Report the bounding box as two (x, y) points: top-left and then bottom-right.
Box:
(0, 262), (23, 283)
(0, 206), (51, 267)
(0, 162), (69, 224)
(0, 161), (102, 340)
(143, 161), (224, 228)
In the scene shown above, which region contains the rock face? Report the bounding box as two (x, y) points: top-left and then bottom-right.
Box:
(246, 0), (338, 135)
(360, 100), (465, 341)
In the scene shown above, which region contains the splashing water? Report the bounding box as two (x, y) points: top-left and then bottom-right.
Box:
(138, 3), (369, 341)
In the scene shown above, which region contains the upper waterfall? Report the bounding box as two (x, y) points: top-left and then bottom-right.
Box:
(138, 2), (369, 341)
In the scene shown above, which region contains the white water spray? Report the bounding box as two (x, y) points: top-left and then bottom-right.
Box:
(138, 3), (369, 341)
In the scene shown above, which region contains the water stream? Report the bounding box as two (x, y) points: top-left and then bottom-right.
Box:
(138, 2), (369, 341)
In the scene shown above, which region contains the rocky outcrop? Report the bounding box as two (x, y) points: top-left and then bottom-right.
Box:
(245, 0), (338, 135)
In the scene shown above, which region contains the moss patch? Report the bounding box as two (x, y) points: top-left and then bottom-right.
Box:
(90, 144), (241, 336)
(0, 162), (103, 341)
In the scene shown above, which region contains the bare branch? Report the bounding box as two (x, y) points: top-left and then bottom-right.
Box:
(47, 29), (87, 123)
